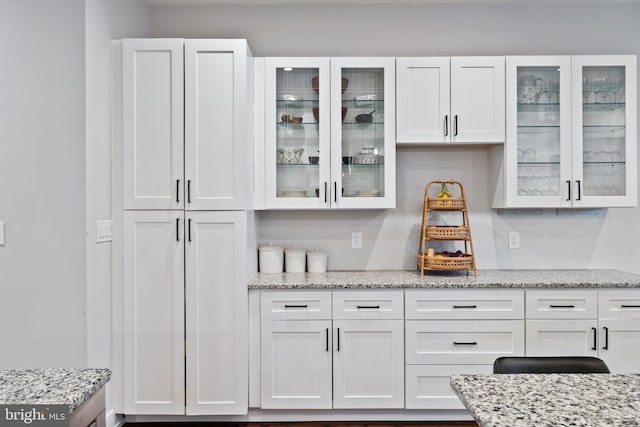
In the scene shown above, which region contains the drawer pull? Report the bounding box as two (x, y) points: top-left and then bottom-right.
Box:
(453, 341), (477, 346)
(603, 326), (609, 350)
(621, 304), (640, 308)
(549, 304), (576, 308)
(591, 327), (597, 351)
(357, 305), (380, 309)
(337, 327), (340, 351)
(284, 304), (308, 309)
(326, 328), (329, 352)
(453, 305), (477, 309)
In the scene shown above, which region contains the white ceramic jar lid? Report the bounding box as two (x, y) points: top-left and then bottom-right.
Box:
(259, 245), (284, 252)
(285, 248), (306, 255)
(306, 249), (326, 256)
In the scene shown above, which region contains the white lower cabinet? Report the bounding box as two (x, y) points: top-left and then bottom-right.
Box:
(525, 289), (640, 374)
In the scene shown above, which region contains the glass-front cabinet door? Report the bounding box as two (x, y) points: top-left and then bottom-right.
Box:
(331, 58), (395, 209)
(264, 58), (331, 209)
(572, 56), (637, 208)
(505, 56), (572, 208)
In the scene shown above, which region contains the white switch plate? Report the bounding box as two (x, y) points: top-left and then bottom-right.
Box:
(97, 220), (113, 243)
(0, 221), (4, 246)
(508, 231), (520, 249)
(351, 232), (362, 249)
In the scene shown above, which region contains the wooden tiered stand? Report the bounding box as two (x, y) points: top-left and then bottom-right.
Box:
(418, 180), (477, 277)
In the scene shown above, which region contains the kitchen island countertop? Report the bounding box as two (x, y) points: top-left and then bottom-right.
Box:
(248, 269), (640, 289)
(0, 368), (110, 412)
(450, 373), (640, 427)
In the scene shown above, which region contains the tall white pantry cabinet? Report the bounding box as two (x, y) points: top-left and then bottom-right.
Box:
(112, 39), (256, 416)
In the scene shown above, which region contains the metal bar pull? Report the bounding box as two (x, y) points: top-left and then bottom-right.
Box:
(357, 305), (380, 309)
(453, 305), (477, 309)
(621, 305), (640, 308)
(176, 179), (180, 203)
(334, 182), (337, 203)
(591, 327), (597, 351)
(454, 115), (458, 136)
(444, 115), (449, 137)
(176, 218), (180, 242)
(549, 304), (576, 308)
(326, 328), (329, 352)
(284, 304), (308, 309)
(337, 328), (340, 351)
(453, 341), (477, 346)
(567, 180), (572, 201)
(187, 180), (192, 203)
(576, 180), (582, 201)
(324, 182), (328, 203)
(603, 326), (609, 350)
(188, 218), (192, 242)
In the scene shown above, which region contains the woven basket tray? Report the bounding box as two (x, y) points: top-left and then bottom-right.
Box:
(419, 254), (474, 270)
(426, 197), (465, 210)
(425, 226), (470, 240)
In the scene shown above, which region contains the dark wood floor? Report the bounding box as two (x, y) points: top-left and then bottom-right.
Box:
(124, 422), (478, 427)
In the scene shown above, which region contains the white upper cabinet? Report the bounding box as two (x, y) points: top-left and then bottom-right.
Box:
(123, 39), (252, 211)
(258, 57), (396, 209)
(123, 39), (184, 210)
(498, 55), (637, 208)
(396, 57), (505, 144)
(185, 40), (252, 210)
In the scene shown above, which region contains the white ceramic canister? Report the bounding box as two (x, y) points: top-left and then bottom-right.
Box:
(306, 249), (328, 273)
(258, 245), (284, 273)
(285, 247), (306, 273)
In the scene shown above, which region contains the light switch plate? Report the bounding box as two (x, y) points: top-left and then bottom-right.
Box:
(351, 232), (362, 249)
(508, 231), (520, 249)
(0, 221), (4, 246)
(97, 220), (113, 243)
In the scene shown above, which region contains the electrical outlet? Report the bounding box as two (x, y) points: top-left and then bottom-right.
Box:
(508, 231), (520, 249)
(97, 220), (113, 243)
(351, 232), (362, 249)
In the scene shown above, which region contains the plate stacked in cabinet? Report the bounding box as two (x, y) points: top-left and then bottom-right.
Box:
(417, 180), (477, 277)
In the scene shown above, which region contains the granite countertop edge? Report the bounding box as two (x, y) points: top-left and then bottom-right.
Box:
(248, 269), (640, 290)
(0, 368), (111, 412)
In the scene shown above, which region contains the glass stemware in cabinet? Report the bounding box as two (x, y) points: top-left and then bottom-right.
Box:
(340, 67), (386, 198)
(581, 66), (627, 198)
(274, 67), (321, 199)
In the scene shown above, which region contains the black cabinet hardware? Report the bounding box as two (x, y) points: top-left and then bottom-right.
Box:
(337, 328), (340, 351)
(176, 179), (180, 203)
(454, 115), (458, 136)
(592, 327), (597, 350)
(357, 305), (380, 309)
(326, 328), (329, 352)
(576, 180), (581, 201)
(187, 180), (191, 203)
(324, 182), (327, 203)
(444, 115), (449, 137)
(549, 304), (575, 308)
(453, 341), (477, 346)
(566, 180), (571, 201)
(453, 305), (477, 309)
(188, 218), (191, 242)
(284, 304), (307, 308)
(621, 305), (640, 308)
(603, 326), (609, 350)
(176, 218), (180, 241)
(334, 182), (337, 203)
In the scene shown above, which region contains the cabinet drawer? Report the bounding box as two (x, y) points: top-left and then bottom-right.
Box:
(261, 290), (331, 320)
(405, 320), (524, 364)
(332, 290), (404, 320)
(405, 289), (524, 320)
(598, 289), (640, 320)
(405, 364), (493, 410)
(526, 290), (597, 319)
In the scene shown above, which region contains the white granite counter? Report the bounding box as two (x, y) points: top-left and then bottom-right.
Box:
(0, 369), (111, 412)
(450, 373), (640, 427)
(248, 269), (640, 289)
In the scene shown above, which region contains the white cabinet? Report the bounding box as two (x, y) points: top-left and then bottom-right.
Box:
(396, 57), (505, 144)
(260, 290), (404, 409)
(123, 38), (252, 211)
(525, 289), (640, 374)
(123, 211), (185, 415)
(498, 55), (637, 208)
(116, 38), (254, 416)
(404, 289), (524, 410)
(257, 57), (396, 209)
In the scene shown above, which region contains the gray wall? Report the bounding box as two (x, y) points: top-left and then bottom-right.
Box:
(0, 0), (86, 367)
(151, 2), (640, 273)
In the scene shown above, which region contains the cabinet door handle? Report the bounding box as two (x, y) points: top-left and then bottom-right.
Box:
(603, 326), (609, 350)
(454, 115), (458, 136)
(444, 115), (449, 137)
(176, 179), (180, 203)
(453, 305), (477, 309)
(187, 180), (192, 203)
(453, 341), (477, 346)
(337, 327), (340, 351)
(326, 328), (329, 352)
(324, 182), (328, 203)
(284, 304), (308, 309)
(334, 182), (337, 203)
(621, 305), (640, 308)
(549, 304), (575, 308)
(592, 327), (597, 351)
(566, 180), (572, 201)
(188, 218), (192, 242)
(176, 218), (180, 242)
(357, 305), (380, 309)
(576, 180), (581, 201)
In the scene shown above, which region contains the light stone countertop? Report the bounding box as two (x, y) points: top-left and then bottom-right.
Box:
(0, 369), (111, 412)
(248, 269), (640, 289)
(450, 373), (640, 427)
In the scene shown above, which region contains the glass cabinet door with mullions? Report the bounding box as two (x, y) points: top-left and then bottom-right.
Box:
(264, 58), (331, 209)
(331, 58), (395, 209)
(505, 56), (573, 208)
(572, 56), (637, 208)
